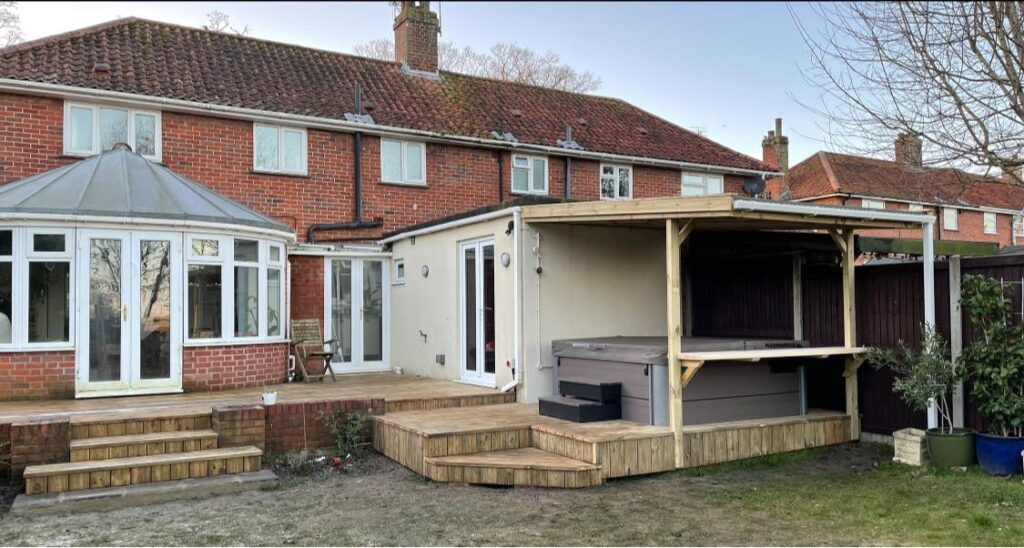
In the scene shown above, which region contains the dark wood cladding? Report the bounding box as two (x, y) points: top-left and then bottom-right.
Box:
(691, 256), (794, 339)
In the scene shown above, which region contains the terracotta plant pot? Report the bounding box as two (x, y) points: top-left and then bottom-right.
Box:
(926, 428), (975, 468)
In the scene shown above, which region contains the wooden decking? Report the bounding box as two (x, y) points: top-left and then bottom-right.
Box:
(0, 374), (512, 424)
(373, 403), (676, 487)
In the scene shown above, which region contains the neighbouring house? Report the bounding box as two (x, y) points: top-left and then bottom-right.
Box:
(0, 2), (777, 401)
(765, 123), (1024, 249)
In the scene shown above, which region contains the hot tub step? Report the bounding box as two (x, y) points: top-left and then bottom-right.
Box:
(558, 377), (621, 403)
(539, 396), (621, 423)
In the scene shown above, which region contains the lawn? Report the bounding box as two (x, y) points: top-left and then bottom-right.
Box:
(0, 442), (1021, 546)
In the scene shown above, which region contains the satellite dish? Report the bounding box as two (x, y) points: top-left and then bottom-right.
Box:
(743, 177), (766, 196)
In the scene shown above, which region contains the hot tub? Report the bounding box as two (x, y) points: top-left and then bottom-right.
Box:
(552, 336), (807, 426)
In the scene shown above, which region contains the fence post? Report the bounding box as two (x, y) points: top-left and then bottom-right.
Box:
(949, 255), (964, 428)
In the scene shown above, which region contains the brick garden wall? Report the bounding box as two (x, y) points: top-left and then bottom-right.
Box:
(263, 398), (384, 453)
(8, 417), (70, 478)
(183, 343), (289, 392)
(0, 351), (75, 401)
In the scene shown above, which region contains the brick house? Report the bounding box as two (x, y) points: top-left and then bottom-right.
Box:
(0, 2), (775, 400)
(765, 124), (1024, 247)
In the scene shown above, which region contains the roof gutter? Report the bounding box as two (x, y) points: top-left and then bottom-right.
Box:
(791, 191), (1024, 217)
(0, 79), (779, 179)
(380, 206), (520, 245)
(0, 211), (296, 240)
(733, 198), (935, 225)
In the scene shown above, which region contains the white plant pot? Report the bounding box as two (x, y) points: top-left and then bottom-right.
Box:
(261, 391), (278, 405)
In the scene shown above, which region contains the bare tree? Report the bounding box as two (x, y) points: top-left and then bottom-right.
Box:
(354, 38), (601, 93)
(203, 10), (250, 36)
(795, 2), (1024, 184)
(0, 2), (22, 46)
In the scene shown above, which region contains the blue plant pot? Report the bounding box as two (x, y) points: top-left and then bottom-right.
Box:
(975, 432), (1024, 476)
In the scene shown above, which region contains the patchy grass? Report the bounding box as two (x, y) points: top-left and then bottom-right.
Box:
(0, 443), (1021, 546)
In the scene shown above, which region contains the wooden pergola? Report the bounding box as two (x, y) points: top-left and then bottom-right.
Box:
(523, 195), (936, 468)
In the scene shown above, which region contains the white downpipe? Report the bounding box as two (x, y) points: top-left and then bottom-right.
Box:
(923, 219), (939, 429)
(501, 209), (523, 393)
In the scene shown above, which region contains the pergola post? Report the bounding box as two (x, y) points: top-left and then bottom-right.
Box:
(666, 219), (684, 468)
(831, 228), (860, 439)
(923, 220), (938, 429)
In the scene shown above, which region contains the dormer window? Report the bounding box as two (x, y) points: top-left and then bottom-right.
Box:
(64, 102), (161, 160)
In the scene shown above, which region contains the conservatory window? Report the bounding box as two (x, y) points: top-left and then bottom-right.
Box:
(267, 243), (284, 338)
(25, 230), (72, 345)
(0, 230), (11, 345)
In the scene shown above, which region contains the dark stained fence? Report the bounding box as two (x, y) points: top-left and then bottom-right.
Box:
(690, 256), (794, 339)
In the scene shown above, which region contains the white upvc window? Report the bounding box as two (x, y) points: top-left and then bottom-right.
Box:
(393, 259), (406, 285)
(511, 155), (548, 194)
(185, 235), (286, 344)
(253, 124), (308, 175)
(943, 207), (959, 231)
(681, 172), (724, 196)
(984, 212), (998, 235)
(381, 138), (426, 185)
(600, 164), (632, 200)
(1015, 217), (1024, 238)
(908, 203), (926, 212)
(861, 198), (886, 210)
(64, 102), (162, 160)
(0, 227), (75, 350)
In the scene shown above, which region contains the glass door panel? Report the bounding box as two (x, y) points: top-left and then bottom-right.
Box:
(482, 244), (495, 376)
(362, 261), (384, 363)
(327, 258), (388, 371)
(138, 239), (171, 380)
(330, 259), (353, 363)
(462, 245), (478, 374)
(88, 237), (126, 384)
(460, 240), (495, 385)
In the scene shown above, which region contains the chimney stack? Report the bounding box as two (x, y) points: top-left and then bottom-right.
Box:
(394, 1), (440, 74)
(761, 118), (789, 172)
(894, 132), (923, 168)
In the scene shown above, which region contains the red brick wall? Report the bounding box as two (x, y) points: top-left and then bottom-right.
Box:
(289, 255), (324, 321)
(9, 417), (70, 477)
(212, 404), (266, 450)
(264, 398), (383, 453)
(183, 343), (289, 392)
(0, 351), (75, 401)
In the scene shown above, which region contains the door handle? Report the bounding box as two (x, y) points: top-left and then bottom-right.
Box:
(122, 304), (128, 322)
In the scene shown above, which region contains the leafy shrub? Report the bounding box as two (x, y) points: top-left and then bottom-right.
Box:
(868, 324), (961, 433)
(959, 274), (1024, 437)
(323, 410), (371, 459)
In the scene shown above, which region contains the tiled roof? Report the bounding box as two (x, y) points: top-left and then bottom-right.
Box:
(0, 18), (770, 172)
(781, 152), (1024, 211)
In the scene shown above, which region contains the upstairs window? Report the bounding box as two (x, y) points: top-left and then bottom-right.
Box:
(861, 198), (886, 210)
(1015, 217), (1024, 238)
(511, 155), (548, 194)
(908, 203), (926, 212)
(681, 172), (724, 196)
(943, 207), (959, 231)
(254, 125), (307, 175)
(64, 102), (161, 160)
(984, 212), (998, 235)
(381, 139), (426, 185)
(600, 164), (632, 200)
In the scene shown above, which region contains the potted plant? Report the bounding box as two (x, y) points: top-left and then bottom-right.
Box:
(868, 325), (973, 468)
(960, 274), (1024, 475)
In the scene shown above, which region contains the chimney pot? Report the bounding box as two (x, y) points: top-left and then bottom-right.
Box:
(394, 1), (440, 74)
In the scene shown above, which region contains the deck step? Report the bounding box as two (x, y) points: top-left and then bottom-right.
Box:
(71, 410), (213, 440)
(70, 430), (219, 462)
(539, 396), (621, 423)
(558, 377), (621, 403)
(23, 446), (262, 495)
(425, 448), (603, 488)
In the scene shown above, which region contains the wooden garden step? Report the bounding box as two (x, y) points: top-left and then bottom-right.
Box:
(424, 447), (603, 488)
(23, 446), (262, 495)
(70, 430), (219, 462)
(71, 410), (213, 440)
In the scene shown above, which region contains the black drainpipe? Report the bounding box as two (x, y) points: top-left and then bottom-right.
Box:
(307, 83), (383, 244)
(565, 156), (572, 199)
(498, 150), (505, 203)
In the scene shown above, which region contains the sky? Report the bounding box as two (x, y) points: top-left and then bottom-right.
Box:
(17, 1), (836, 166)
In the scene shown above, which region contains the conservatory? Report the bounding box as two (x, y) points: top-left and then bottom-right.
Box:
(0, 147), (294, 399)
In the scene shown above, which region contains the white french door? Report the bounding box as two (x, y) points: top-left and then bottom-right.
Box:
(459, 239), (496, 386)
(76, 230), (182, 396)
(325, 258), (389, 372)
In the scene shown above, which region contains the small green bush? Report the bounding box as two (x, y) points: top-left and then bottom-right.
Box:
(323, 410), (371, 459)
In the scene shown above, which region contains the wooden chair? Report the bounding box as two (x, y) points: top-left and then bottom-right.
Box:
(290, 319), (337, 382)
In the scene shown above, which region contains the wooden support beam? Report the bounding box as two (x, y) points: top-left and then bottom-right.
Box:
(828, 228), (847, 254)
(844, 355), (866, 440)
(681, 360), (704, 388)
(839, 229), (856, 348)
(949, 255), (964, 427)
(665, 219), (684, 469)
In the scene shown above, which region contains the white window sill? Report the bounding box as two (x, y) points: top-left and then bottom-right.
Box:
(184, 338), (289, 348)
(0, 344), (75, 353)
(251, 168), (309, 178)
(379, 179), (427, 188)
(392, 280), (406, 286)
(511, 190), (549, 196)
(63, 149), (162, 163)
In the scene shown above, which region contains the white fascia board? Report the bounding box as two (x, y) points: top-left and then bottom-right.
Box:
(0, 79), (778, 179)
(733, 198), (935, 225)
(0, 211), (296, 240)
(379, 207), (518, 245)
(792, 192), (1023, 217)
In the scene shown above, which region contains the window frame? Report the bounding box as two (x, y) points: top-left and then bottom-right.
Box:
(680, 172), (725, 197)
(510, 154), (549, 195)
(183, 234), (287, 345)
(393, 259), (406, 286)
(908, 203), (926, 212)
(943, 207), (959, 231)
(0, 229), (16, 350)
(0, 227), (77, 350)
(861, 198), (886, 210)
(982, 212), (998, 235)
(380, 138), (427, 186)
(252, 124), (309, 176)
(63, 102), (162, 161)
(599, 163), (633, 200)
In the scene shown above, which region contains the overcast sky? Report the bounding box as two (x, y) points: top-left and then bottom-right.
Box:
(19, 1), (838, 166)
